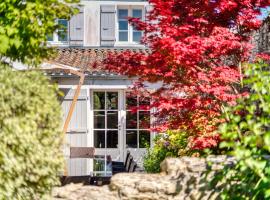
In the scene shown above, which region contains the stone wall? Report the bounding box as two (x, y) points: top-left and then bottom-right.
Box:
(53, 156), (235, 200)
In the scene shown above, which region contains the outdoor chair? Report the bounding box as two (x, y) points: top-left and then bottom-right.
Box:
(112, 151), (130, 168)
(128, 160), (137, 172)
(112, 151), (137, 174)
(88, 151), (139, 185)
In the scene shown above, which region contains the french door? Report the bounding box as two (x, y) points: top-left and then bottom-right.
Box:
(91, 90), (122, 161)
(91, 90), (151, 163)
(125, 91), (151, 164)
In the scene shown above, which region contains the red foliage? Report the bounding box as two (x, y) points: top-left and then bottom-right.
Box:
(256, 53), (270, 61)
(103, 0), (269, 150)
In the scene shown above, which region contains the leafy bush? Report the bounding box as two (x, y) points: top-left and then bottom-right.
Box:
(143, 130), (193, 173)
(210, 61), (270, 199)
(143, 142), (167, 173)
(0, 0), (78, 66)
(0, 65), (63, 199)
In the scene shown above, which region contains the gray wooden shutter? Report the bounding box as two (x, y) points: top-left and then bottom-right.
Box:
(69, 7), (84, 43)
(100, 5), (116, 46)
(61, 89), (88, 134)
(61, 88), (88, 177)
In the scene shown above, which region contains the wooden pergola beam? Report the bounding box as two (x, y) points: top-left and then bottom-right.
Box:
(42, 64), (85, 134)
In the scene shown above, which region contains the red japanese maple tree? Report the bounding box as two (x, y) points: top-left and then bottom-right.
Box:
(104, 0), (269, 150)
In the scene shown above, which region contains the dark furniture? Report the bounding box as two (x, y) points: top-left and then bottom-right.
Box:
(89, 176), (111, 186)
(111, 151), (130, 168)
(61, 147), (96, 186)
(89, 151), (138, 185)
(128, 159), (137, 172)
(89, 155), (113, 186)
(70, 147), (95, 158)
(61, 151), (139, 186)
(60, 176), (91, 185)
(112, 151), (137, 174)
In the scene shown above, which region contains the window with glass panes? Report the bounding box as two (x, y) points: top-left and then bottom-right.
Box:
(126, 92), (151, 148)
(47, 19), (68, 42)
(118, 7), (143, 43)
(58, 19), (68, 42)
(93, 91), (119, 149)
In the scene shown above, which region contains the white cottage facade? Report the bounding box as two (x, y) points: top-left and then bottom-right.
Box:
(45, 0), (156, 176)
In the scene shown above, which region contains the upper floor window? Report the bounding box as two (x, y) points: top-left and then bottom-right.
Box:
(58, 19), (68, 42)
(47, 19), (68, 43)
(117, 7), (144, 44)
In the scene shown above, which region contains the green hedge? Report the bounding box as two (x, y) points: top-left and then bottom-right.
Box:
(0, 65), (64, 199)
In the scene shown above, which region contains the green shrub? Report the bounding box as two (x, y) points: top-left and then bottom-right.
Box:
(0, 65), (64, 199)
(210, 61), (270, 199)
(143, 130), (192, 173)
(143, 142), (167, 173)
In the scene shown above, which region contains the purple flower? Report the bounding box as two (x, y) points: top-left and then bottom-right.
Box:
(163, 141), (170, 147)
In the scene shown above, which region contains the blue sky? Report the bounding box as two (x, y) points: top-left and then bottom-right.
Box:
(259, 7), (270, 20)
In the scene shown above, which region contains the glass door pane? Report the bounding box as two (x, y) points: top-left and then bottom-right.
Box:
(125, 91), (151, 165)
(93, 91), (119, 150)
(94, 130), (105, 148)
(125, 92), (151, 149)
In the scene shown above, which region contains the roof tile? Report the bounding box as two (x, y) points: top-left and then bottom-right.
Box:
(50, 47), (147, 73)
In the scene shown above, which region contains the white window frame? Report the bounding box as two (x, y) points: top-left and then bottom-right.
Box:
(47, 19), (69, 46)
(125, 91), (151, 149)
(115, 5), (145, 46)
(91, 90), (120, 149)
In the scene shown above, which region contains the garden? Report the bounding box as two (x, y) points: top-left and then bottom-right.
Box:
(104, 0), (270, 199)
(0, 0), (270, 199)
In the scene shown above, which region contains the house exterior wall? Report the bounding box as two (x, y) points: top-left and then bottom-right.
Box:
(84, 3), (100, 46)
(48, 0), (148, 47)
(47, 3), (270, 176)
(54, 76), (159, 176)
(83, 0), (148, 47)
(48, 0), (151, 176)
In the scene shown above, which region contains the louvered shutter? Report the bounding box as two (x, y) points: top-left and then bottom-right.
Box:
(61, 89), (88, 134)
(61, 89), (88, 176)
(100, 5), (116, 46)
(69, 7), (84, 44)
